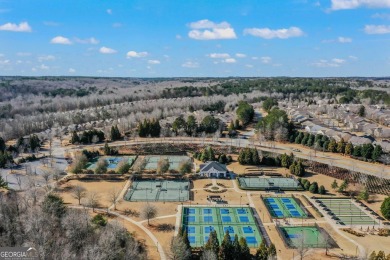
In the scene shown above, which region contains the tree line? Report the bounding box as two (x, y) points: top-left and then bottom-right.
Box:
(0, 192), (148, 259)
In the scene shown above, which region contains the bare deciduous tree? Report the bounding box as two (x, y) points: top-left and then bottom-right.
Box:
(14, 174), (23, 191)
(170, 235), (191, 260)
(87, 191), (100, 212)
(41, 169), (52, 187)
(133, 157), (147, 173)
(107, 188), (121, 210)
(296, 235), (309, 260)
(200, 249), (217, 260)
(157, 157), (170, 174)
(141, 203), (157, 226)
(72, 185), (87, 205)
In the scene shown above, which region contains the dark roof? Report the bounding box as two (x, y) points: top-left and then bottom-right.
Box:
(199, 161), (228, 172)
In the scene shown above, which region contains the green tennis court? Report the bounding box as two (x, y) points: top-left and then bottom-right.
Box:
(87, 156), (137, 170)
(279, 226), (333, 248)
(181, 206), (263, 248)
(238, 177), (303, 191)
(263, 197), (308, 218)
(142, 155), (191, 171)
(124, 179), (190, 202)
(315, 198), (378, 226)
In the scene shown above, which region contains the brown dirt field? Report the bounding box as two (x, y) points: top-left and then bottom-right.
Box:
(227, 161), (290, 176)
(194, 188), (249, 205)
(58, 179), (127, 207)
(120, 219), (161, 260)
(142, 216), (177, 259)
(192, 179), (213, 189)
(192, 179), (233, 189)
(115, 201), (180, 222)
(342, 230), (390, 255)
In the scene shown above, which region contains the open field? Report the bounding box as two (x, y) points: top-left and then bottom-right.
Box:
(58, 179), (127, 207)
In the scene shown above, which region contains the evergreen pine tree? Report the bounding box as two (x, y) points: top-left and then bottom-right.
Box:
(219, 231), (233, 260)
(268, 243), (277, 260)
(345, 142), (353, 155)
(204, 230), (219, 257)
(71, 130), (79, 144)
(252, 149), (261, 165)
(255, 240), (269, 260)
(232, 235), (241, 260)
(331, 180), (338, 190)
(372, 145), (383, 162)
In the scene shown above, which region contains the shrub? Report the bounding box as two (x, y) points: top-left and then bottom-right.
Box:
(319, 185), (326, 195)
(304, 181), (311, 191)
(309, 182), (319, 194)
(381, 197), (390, 220)
(91, 214), (107, 227)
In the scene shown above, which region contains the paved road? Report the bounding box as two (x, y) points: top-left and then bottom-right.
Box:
(68, 136), (390, 179)
(1, 139), (69, 190)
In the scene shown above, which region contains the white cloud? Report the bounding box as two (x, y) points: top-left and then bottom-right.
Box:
(40, 64), (49, 70)
(331, 0), (390, 10)
(349, 55), (358, 60)
(0, 59), (10, 65)
(313, 58), (345, 67)
(148, 59), (160, 64)
(244, 26), (304, 39)
(0, 22), (32, 32)
(75, 37), (99, 44)
(332, 58), (345, 63)
(372, 13), (390, 19)
(208, 53), (230, 58)
(251, 57), (259, 60)
(176, 34), (182, 39)
(113, 23), (122, 28)
(338, 36), (352, 43)
(43, 21), (60, 26)
(182, 61), (199, 68)
(126, 51), (148, 58)
(99, 46), (117, 54)
(245, 64), (253, 68)
(107, 9), (113, 15)
(235, 53), (247, 58)
(223, 58), (236, 63)
(261, 56), (272, 64)
(364, 24), (390, 34)
(69, 68), (76, 73)
(38, 55), (55, 62)
(188, 19), (237, 40)
(16, 52), (31, 57)
(50, 36), (72, 45)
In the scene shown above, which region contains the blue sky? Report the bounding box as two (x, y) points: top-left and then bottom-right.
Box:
(1, 0), (390, 77)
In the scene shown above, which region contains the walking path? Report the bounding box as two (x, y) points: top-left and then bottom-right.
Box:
(69, 205), (167, 260)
